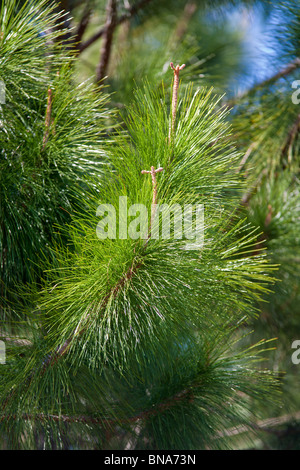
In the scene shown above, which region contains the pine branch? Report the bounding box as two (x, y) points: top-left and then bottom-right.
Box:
(281, 113), (300, 164)
(7, 389), (296, 438)
(74, 4), (92, 49)
(0, 0), (287, 451)
(79, 0), (153, 54)
(227, 57), (300, 108)
(235, 142), (257, 174)
(52, 1), (74, 49)
(225, 59), (300, 205)
(96, 0), (117, 84)
(173, 0), (197, 41)
(241, 170), (267, 206)
(217, 411), (300, 439)
(0, 388), (195, 427)
(0, 330), (32, 347)
(42, 256), (144, 367)
(128, 388), (195, 423)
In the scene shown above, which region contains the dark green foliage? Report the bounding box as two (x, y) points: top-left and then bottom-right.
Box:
(0, 0), (112, 316)
(1, 0), (300, 451)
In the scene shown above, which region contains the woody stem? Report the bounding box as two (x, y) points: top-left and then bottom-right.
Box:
(150, 166), (158, 225)
(169, 63), (185, 143)
(42, 88), (52, 150)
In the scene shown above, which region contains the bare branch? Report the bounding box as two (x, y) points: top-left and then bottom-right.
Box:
(227, 57), (300, 109)
(0, 388), (194, 427)
(0, 329), (32, 347)
(281, 113), (300, 164)
(42, 88), (53, 150)
(216, 411), (300, 439)
(173, 0), (197, 41)
(74, 5), (92, 48)
(5, 402), (300, 442)
(79, 0), (153, 54)
(95, 0), (117, 84)
(42, 256), (143, 367)
(169, 63), (185, 143)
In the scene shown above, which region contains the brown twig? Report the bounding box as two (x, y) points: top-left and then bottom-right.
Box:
(74, 5), (92, 49)
(216, 411), (300, 439)
(264, 204), (273, 227)
(226, 57), (300, 109)
(42, 88), (53, 150)
(169, 63), (185, 143)
(42, 256), (143, 367)
(44, 168), (164, 367)
(0, 388), (194, 427)
(52, 2), (74, 49)
(42, 167), (163, 368)
(96, 0), (117, 84)
(141, 166), (164, 228)
(79, 0), (153, 54)
(241, 169), (266, 207)
(0, 330), (32, 347)
(5, 398), (300, 440)
(281, 113), (300, 164)
(235, 141), (258, 174)
(173, 1), (197, 41)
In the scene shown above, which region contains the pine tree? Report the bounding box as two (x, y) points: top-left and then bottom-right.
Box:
(1, 0), (300, 451)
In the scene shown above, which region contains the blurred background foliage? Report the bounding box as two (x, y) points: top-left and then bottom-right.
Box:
(1, 0), (300, 450)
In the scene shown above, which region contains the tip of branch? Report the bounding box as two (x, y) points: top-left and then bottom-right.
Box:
(170, 63), (186, 72)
